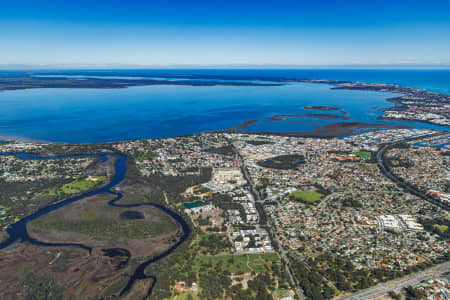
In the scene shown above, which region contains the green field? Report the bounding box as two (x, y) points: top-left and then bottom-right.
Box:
(194, 253), (280, 274)
(37, 176), (106, 197)
(290, 190), (324, 203)
(352, 151), (371, 160)
(433, 224), (448, 233)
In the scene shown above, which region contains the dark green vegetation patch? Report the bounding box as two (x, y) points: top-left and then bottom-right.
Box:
(119, 210), (145, 220)
(257, 154), (306, 170)
(203, 145), (235, 156)
(246, 140), (274, 145)
(419, 218), (449, 240)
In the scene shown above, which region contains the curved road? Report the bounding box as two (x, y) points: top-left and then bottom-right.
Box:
(376, 132), (449, 211)
(342, 132), (449, 299)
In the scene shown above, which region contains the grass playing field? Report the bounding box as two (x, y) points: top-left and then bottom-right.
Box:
(290, 190), (324, 203)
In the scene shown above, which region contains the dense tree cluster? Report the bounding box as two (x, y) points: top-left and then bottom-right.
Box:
(419, 217), (449, 240)
(147, 168), (212, 196)
(203, 145), (235, 157)
(393, 142), (411, 149)
(404, 285), (427, 300)
(341, 197), (363, 208)
(211, 193), (246, 221)
(245, 140), (273, 146)
(0, 178), (72, 217)
(198, 270), (232, 299)
(257, 154), (306, 170)
(198, 234), (231, 255)
(290, 259), (335, 300)
(387, 157), (412, 168)
(388, 291), (401, 300)
(255, 202), (267, 225)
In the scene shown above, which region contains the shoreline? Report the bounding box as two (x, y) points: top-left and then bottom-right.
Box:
(0, 121), (435, 146)
(0, 124), (414, 146)
(221, 121), (414, 139)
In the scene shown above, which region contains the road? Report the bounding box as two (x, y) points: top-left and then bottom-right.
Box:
(340, 261), (450, 300)
(229, 133), (449, 300)
(341, 131), (450, 299)
(229, 141), (306, 300)
(376, 132), (449, 211)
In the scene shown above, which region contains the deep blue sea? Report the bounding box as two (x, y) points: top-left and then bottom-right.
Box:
(0, 69), (448, 143)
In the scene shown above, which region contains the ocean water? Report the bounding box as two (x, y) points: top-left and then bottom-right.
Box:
(0, 69), (448, 143)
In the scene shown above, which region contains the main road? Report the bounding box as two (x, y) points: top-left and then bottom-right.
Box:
(340, 261), (450, 300)
(229, 132), (449, 300)
(342, 131), (449, 299)
(229, 141), (306, 300)
(376, 131), (449, 211)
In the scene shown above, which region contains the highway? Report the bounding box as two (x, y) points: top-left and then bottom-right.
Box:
(340, 261), (450, 300)
(229, 133), (449, 300)
(376, 132), (449, 211)
(341, 131), (450, 299)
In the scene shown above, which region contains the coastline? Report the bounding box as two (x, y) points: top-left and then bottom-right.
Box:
(221, 121), (413, 139)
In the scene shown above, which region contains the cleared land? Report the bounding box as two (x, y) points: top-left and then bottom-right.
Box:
(36, 176), (106, 196)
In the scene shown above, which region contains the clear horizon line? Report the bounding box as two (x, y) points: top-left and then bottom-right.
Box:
(1, 63), (450, 70)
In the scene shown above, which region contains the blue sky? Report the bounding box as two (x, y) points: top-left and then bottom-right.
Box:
(1, 0), (450, 67)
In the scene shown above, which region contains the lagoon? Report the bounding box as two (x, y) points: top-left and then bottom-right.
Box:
(0, 70), (448, 143)
(183, 201), (205, 209)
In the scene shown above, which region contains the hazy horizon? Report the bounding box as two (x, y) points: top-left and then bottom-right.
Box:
(1, 64), (450, 70)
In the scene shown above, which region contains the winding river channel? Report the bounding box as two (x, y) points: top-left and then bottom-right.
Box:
(0, 151), (190, 296)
